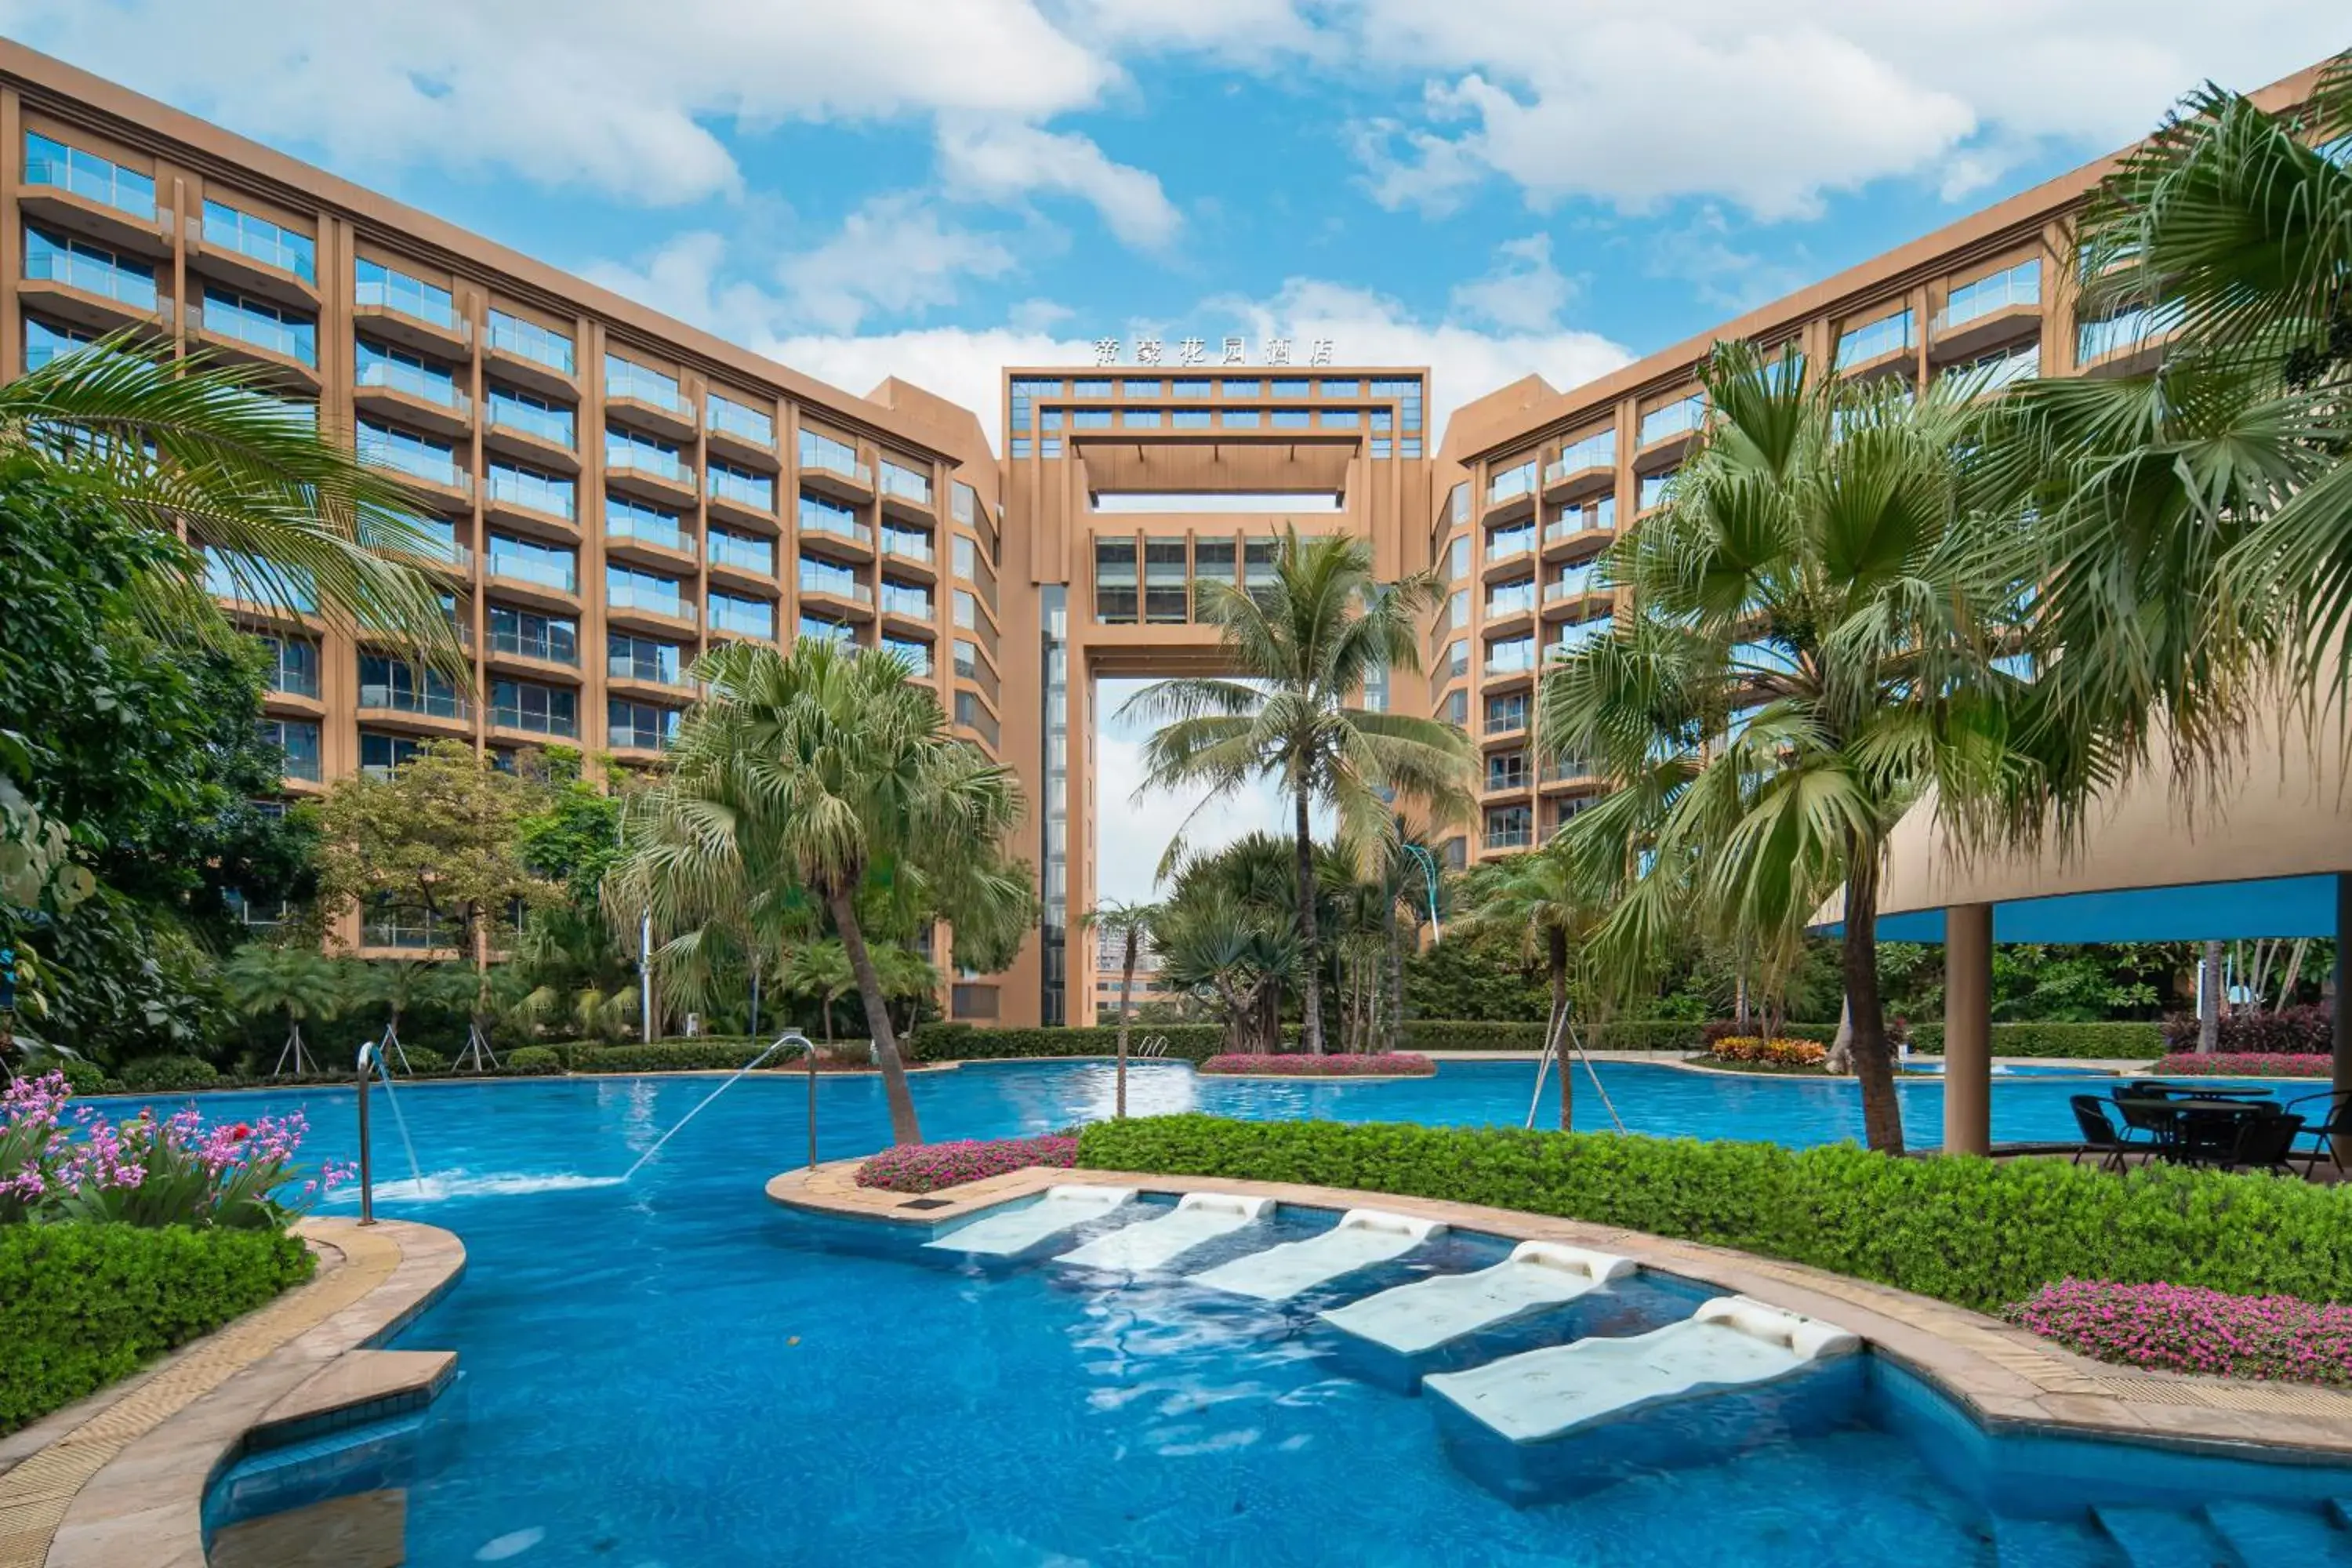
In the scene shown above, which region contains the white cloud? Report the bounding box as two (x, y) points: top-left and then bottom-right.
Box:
(1094, 683), (1298, 904)
(1448, 234), (1575, 332)
(1644, 205), (1815, 314)
(1061, 0), (1323, 64)
(938, 121), (1182, 248)
(0, 0), (1116, 203)
(777, 196), (1023, 332)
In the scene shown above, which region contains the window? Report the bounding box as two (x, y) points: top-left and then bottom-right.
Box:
(1244, 536), (1280, 599)
(607, 564), (690, 620)
(1221, 408), (1261, 428)
(1145, 536), (1188, 624)
(1171, 379), (1211, 399)
(202, 288), (316, 365)
(880, 577), (933, 620)
(796, 554), (866, 603)
(1221, 379), (1262, 397)
(1040, 437), (1062, 458)
(1094, 537), (1138, 622)
(1323, 409), (1361, 427)
(1371, 376), (1424, 434)
(880, 457), (931, 506)
(709, 459), (775, 513)
(1940, 259), (2039, 330)
(24, 132), (154, 216)
(357, 338), (463, 411)
(1008, 438), (1033, 459)
(1485, 692), (1528, 735)
(1072, 379), (1111, 397)
(1271, 379), (1309, 397)
(606, 425), (686, 483)
(354, 257), (453, 329)
(254, 633), (319, 698)
(953, 690), (1000, 746)
(488, 385), (574, 448)
(358, 419), (460, 487)
(1488, 459), (1537, 505)
(258, 717), (321, 781)
(1008, 377), (1059, 431)
(1483, 805), (1533, 850)
(1486, 752), (1528, 791)
(356, 730), (419, 780)
(608, 632), (686, 687)
(1443, 639), (1468, 678)
(24, 224), (154, 308)
(1122, 408), (1162, 428)
(1835, 307), (1915, 371)
(1071, 408), (1112, 430)
(1446, 536), (1471, 582)
(489, 605), (578, 665)
(1170, 409), (1211, 430)
(1121, 379), (1160, 398)
(952, 481), (979, 526)
(608, 699), (681, 751)
(1639, 470), (1676, 511)
(1194, 537), (1236, 597)
(954, 590), (978, 631)
(1639, 394), (1705, 445)
(797, 488), (868, 545)
(707, 528), (774, 576)
(708, 591), (775, 639)
(798, 426), (865, 481)
(1443, 690), (1468, 727)
(953, 639), (998, 701)
(604, 354), (683, 411)
(487, 309), (573, 375)
(799, 613), (855, 647)
(485, 532), (576, 592)
(953, 535), (998, 611)
(883, 635), (933, 676)
(488, 459), (574, 519)
(24, 315), (93, 372)
(1319, 379), (1361, 397)
(707, 393), (774, 447)
(1271, 408), (1311, 429)
(359, 654), (465, 718)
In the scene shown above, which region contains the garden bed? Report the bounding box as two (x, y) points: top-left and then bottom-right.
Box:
(854, 1134), (1079, 1194)
(2005, 1279), (2352, 1387)
(1195, 1053), (1436, 1078)
(1682, 1053), (1832, 1076)
(2150, 1052), (2333, 1079)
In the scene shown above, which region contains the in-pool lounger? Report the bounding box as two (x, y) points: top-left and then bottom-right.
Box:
(1422, 1295), (1860, 1443)
(1187, 1208), (1446, 1301)
(923, 1185), (1138, 1258)
(1317, 1242), (1635, 1354)
(1056, 1192), (1277, 1272)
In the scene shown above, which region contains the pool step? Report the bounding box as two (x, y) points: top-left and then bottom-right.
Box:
(2091, 1504), (2241, 1568)
(1987, 1513), (2126, 1566)
(2204, 1501), (2352, 1563)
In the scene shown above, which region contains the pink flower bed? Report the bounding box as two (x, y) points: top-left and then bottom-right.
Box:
(2005, 1279), (2352, 1386)
(2151, 1052), (2332, 1079)
(1196, 1053), (1436, 1077)
(855, 1134), (1078, 1194)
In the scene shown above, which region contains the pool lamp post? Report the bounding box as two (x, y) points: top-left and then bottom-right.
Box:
(354, 1040), (377, 1227)
(1401, 843), (1443, 941)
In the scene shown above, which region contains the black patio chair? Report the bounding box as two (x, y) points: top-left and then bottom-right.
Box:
(2281, 1090), (2352, 1178)
(2213, 1111), (2307, 1176)
(2068, 1095), (2136, 1173)
(2109, 1093), (2182, 1155)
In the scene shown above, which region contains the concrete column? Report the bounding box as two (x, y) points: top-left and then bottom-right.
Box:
(1944, 902), (1994, 1157)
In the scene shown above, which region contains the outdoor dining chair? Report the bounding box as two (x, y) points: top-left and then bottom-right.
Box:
(2067, 1095), (2137, 1173)
(2282, 1089), (2352, 1178)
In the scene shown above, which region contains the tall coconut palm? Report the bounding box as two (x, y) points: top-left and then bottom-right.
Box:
(1457, 844), (1607, 1127)
(11, 341), (463, 662)
(1541, 341), (2029, 1154)
(609, 639), (1035, 1145)
(1121, 528), (1473, 1053)
(1081, 899), (1160, 1115)
(221, 943), (343, 1076)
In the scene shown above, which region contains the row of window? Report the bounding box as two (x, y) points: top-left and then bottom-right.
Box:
(1011, 374), (1421, 416)
(1092, 536), (1290, 625)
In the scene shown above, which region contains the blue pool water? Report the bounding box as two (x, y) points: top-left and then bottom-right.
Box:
(118, 1062), (2347, 1566)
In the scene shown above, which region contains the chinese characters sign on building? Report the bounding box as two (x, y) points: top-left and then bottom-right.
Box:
(1090, 336), (1336, 368)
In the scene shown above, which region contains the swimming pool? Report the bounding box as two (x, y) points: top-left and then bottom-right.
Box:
(142, 1062), (2347, 1566)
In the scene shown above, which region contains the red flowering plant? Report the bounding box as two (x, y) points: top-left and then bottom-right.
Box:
(2150, 1053), (2332, 1079)
(855, 1134), (1079, 1194)
(1196, 1053), (1436, 1076)
(2005, 1279), (2352, 1387)
(1, 1072), (352, 1229)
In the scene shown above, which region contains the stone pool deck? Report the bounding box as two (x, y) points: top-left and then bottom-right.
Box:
(0, 1218), (464, 1568)
(768, 1160), (2352, 1464)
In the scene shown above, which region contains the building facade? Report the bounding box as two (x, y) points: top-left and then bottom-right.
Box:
(0, 42), (2323, 1027)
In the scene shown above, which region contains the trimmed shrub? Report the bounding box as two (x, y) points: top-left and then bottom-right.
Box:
(116, 1055), (220, 1091)
(2005, 1280), (2352, 1386)
(568, 1040), (787, 1073)
(1075, 1115), (2352, 1314)
(53, 1058), (108, 1096)
(1709, 1036), (1828, 1068)
(0, 1223), (314, 1433)
(504, 1047), (564, 1076)
(1198, 1053), (1435, 1077)
(1906, 1022), (2165, 1059)
(393, 1045), (450, 1075)
(2160, 1006), (2335, 1056)
(906, 1024), (1229, 1063)
(2151, 1052), (2332, 1079)
(855, 1134), (1078, 1194)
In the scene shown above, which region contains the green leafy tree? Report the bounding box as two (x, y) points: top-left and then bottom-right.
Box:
(220, 944), (343, 1074)
(1543, 342), (2027, 1153)
(1080, 900), (1160, 1116)
(611, 640), (1035, 1145)
(1122, 527), (1472, 1053)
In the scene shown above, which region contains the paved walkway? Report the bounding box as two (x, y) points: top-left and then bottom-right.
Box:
(0, 1218), (463, 1568)
(768, 1161), (2352, 1460)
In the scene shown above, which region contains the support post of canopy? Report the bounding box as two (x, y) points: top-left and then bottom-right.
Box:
(1943, 902), (1993, 1158)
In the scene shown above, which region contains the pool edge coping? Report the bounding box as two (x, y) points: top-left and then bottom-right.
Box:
(764, 1160), (2352, 1466)
(0, 1217), (465, 1568)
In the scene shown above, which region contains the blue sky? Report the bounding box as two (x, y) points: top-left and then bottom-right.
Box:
(6, 3), (2343, 898)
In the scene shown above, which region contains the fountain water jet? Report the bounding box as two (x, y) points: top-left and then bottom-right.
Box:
(622, 1030), (815, 1181)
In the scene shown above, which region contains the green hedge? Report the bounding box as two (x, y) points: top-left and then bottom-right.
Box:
(1906, 1021), (2165, 1059)
(1075, 1116), (2352, 1314)
(505, 1046), (564, 1075)
(116, 1055), (221, 1091)
(906, 1024), (1229, 1063)
(0, 1224), (315, 1434)
(567, 1040), (808, 1073)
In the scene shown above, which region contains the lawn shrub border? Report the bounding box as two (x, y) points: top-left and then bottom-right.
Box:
(1075, 1115), (2352, 1315)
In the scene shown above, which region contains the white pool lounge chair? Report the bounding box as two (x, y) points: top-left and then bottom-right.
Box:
(922, 1185), (1138, 1258)
(1055, 1192), (1277, 1272)
(1317, 1242), (1636, 1355)
(1187, 1208), (1446, 1301)
(1422, 1295), (1860, 1443)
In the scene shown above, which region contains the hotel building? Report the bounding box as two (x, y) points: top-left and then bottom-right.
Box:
(0, 42), (2325, 1027)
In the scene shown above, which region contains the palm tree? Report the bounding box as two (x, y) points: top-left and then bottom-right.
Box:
(221, 943), (343, 1076)
(1080, 899), (1160, 1115)
(1457, 844), (1606, 1126)
(784, 938), (857, 1046)
(350, 957), (471, 1070)
(11, 340), (463, 662)
(609, 639), (1035, 1145)
(1121, 527), (1473, 1053)
(1153, 888), (1300, 1055)
(1541, 341), (2028, 1154)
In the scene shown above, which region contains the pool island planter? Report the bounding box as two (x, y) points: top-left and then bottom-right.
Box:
(764, 1160), (2352, 1465)
(1194, 1053), (1438, 1080)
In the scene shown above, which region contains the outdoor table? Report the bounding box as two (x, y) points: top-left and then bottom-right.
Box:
(2111, 1097), (2289, 1167)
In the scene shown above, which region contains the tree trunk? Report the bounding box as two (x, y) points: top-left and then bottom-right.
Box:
(2198, 940), (2223, 1054)
(1385, 892), (1405, 1054)
(749, 971), (761, 1038)
(829, 891), (923, 1145)
(1116, 931), (1136, 1119)
(1841, 852), (1903, 1154)
(1548, 926), (1572, 1131)
(1294, 788), (1325, 1054)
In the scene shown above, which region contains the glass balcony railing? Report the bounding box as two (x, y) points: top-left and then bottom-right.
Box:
(1486, 462), (1537, 506)
(487, 463), (575, 520)
(198, 295), (318, 366)
(487, 392), (574, 448)
(608, 648), (689, 688)
(1935, 260), (2040, 332)
(880, 459), (932, 506)
(707, 532), (775, 576)
(799, 430), (870, 485)
(1639, 394), (1705, 446)
(2077, 301), (2183, 365)
(1547, 431), (1616, 483)
(357, 354), (468, 415)
(884, 637), (933, 677)
(606, 432), (688, 484)
(24, 232), (156, 309)
(607, 506), (689, 554)
(798, 495), (872, 548)
(606, 356), (684, 412)
(708, 466), (775, 513)
(798, 563), (872, 604)
(354, 262), (456, 332)
(607, 579), (695, 622)
(488, 310), (574, 376)
(25, 134), (154, 217)
(880, 583), (933, 620)
(707, 395), (774, 448)
(1484, 641), (1537, 676)
(1485, 583), (1536, 618)
(883, 528), (935, 565)
(485, 545), (575, 593)
(708, 596), (776, 640)
(359, 677), (467, 720)
(358, 428), (467, 492)
(202, 202), (316, 282)
(1835, 309), (1915, 371)
(1488, 527), (1536, 561)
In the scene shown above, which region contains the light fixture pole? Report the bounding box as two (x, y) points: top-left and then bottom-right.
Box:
(1401, 843), (1443, 941)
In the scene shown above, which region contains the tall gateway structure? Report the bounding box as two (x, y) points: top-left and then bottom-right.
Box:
(0, 39), (2329, 1028)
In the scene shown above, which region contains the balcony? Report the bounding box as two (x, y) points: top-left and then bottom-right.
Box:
(1483, 642), (1537, 682)
(606, 651), (695, 699)
(187, 205), (318, 307)
(605, 580), (698, 633)
(357, 677), (471, 732)
(485, 310), (577, 397)
(1544, 434), (1617, 496)
(484, 463), (579, 535)
(187, 298), (320, 385)
(1930, 261), (2042, 363)
(797, 563), (874, 616)
(1482, 528), (1537, 580)
(483, 547), (579, 612)
(881, 527), (937, 579)
(1544, 500), (1617, 558)
(604, 508), (695, 572)
(879, 582), (935, 627)
(1483, 460), (1538, 524)
(707, 464), (778, 525)
(706, 394), (777, 463)
(1636, 394), (1705, 460)
(879, 459), (935, 523)
(797, 495), (875, 563)
(707, 593), (779, 643)
(486, 624), (581, 675)
(358, 430), (470, 506)
(22, 136), (169, 254)
(2077, 301), (2181, 377)
(1832, 309), (1917, 383)
(353, 271), (469, 356)
(798, 430), (873, 503)
(483, 394), (579, 470)
(604, 358), (695, 441)
(1483, 583), (1537, 630)
(390, 535), (473, 581)
(354, 356), (471, 437)
(1544, 569), (1608, 616)
(706, 530), (778, 586)
(604, 435), (695, 505)
(1482, 821), (1534, 852)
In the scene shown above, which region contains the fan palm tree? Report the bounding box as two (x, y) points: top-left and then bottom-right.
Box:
(1152, 889), (1301, 1055)
(1080, 899), (1160, 1116)
(350, 957), (472, 1070)
(1541, 340), (2030, 1154)
(783, 938), (857, 1046)
(220, 943), (343, 1076)
(9, 340), (463, 662)
(1457, 844), (1608, 1126)
(608, 639), (1035, 1145)
(1121, 527), (1473, 1052)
